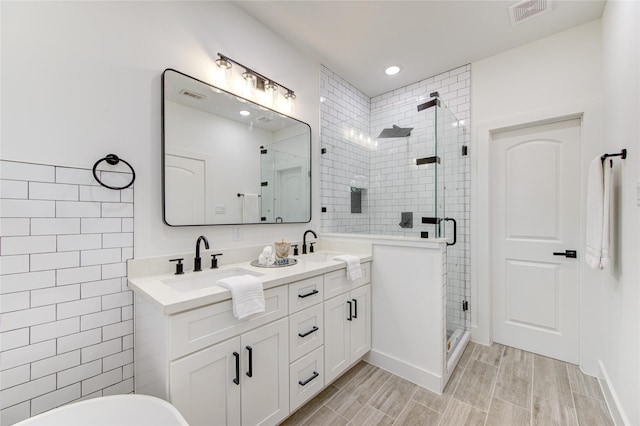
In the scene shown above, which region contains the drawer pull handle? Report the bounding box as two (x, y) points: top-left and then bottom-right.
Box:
(233, 352), (240, 385)
(298, 371), (319, 386)
(347, 300), (353, 321)
(298, 289), (319, 299)
(298, 326), (319, 338)
(246, 346), (253, 378)
(352, 298), (358, 319)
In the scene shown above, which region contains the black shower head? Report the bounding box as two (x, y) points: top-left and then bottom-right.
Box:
(378, 124), (413, 138)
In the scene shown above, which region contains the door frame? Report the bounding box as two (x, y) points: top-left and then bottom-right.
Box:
(471, 100), (603, 375)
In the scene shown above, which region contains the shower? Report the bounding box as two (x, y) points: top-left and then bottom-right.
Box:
(320, 91), (471, 363)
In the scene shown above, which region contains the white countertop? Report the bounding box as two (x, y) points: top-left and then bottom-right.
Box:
(128, 252), (372, 315)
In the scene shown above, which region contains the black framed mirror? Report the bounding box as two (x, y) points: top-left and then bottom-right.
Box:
(162, 69), (311, 226)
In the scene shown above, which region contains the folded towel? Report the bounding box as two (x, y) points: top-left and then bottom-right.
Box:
(333, 255), (363, 281)
(585, 157), (612, 269)
(601, 161), (612, 268)
(216, 275), (265, 319)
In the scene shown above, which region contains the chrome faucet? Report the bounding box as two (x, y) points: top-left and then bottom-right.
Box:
(302, 230), (317, 254)
(194, 235), (210, 272)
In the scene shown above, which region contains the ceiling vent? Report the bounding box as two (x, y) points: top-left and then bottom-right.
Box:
(256, 115), (274, 123)
(509, 0), (552, 25)
(179, 89), (205, 100)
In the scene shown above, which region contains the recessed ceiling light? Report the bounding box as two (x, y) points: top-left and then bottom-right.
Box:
(239, 110), (250, 116)
(385, 66), (401, 76)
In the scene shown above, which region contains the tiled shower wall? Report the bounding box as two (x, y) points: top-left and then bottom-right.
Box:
(320, 65), (471, 336)
(0, 160), (134, 425)
(320, 65), (372, 233)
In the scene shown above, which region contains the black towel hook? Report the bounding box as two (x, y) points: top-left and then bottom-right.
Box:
(92, 154), (136, 190)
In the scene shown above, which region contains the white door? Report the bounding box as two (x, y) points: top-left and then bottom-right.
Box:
(324, 294), (350, 383)
(241, 318), (289, 426)
(349, 285), (371, 360)
(276, 166), (304, 221)
(165, 154), (206, 225)
(492, 118), (580, 364)
(170, 337), (241, 426)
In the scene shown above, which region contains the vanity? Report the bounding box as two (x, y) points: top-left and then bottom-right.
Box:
(128, 252), (371, 426)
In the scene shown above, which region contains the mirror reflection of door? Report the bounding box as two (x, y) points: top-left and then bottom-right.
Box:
(276, 166), (304, 222)
(165, 154), (206, 224)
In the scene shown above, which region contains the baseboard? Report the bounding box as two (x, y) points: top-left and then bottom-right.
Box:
(364, 350), (442, 394)
(598, 361), (629, 426)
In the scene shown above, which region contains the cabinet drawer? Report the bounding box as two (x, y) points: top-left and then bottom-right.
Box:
(289, 304), (324, 361)
(290, 346), (324, 412)
(324, 262), (370, 300)
(289, 275), (324, 314)
(169, 285), (288, 360)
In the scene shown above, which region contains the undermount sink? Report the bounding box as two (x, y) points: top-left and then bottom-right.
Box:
(298, 252), (340, 263)
(162, 268), (263, 293)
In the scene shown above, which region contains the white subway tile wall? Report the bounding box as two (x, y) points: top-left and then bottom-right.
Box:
(0, 160), (134, 425)
(320, 64), (471, 337)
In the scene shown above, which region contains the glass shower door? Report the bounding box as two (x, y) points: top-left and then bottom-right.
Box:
(435, 97), (470, 358)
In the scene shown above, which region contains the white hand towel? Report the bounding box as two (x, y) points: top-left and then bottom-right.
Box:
(242, 194), (260, 224)
(217, 275), (265, 319)
(333, 255), (363, 281)
(584, 157), (611, 269)
(601, 161), (612, 268)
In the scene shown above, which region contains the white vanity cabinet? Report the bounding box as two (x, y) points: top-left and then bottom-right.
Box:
(170, 318), (289, 426)
(132, 259), (372, 426)
(323, 264), (372, 384)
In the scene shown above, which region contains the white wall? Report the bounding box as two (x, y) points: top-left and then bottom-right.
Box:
(1, 1), (320, 258)
(471, 20), (604, 375)
(600, 2), (640, 424)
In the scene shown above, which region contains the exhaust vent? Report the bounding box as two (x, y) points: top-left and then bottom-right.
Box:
(256, 116), (274, 123)
(509, 0), (551, 25)
(179, 89), (205, 100)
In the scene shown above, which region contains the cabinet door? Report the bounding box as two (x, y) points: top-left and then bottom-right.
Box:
(170, 337), (241, 426)
(324, 294), (350, 384)
(240, 318), (289, 426)
(350, 284), (371, 360)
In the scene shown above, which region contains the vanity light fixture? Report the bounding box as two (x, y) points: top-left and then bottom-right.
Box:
(242, 69), (257, 86)
(283, 89), (296, 101)
(385, 65), (401, 76)
(215, 55), (232, 70)
(215, 53), (296, 113)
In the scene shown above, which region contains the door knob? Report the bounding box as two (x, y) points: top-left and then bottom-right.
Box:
(553, 250), (577, 258)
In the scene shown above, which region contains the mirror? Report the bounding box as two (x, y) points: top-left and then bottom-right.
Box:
(162, 69), (311, 226)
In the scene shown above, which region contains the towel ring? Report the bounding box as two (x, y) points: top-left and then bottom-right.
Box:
(92, 154), (136, 190)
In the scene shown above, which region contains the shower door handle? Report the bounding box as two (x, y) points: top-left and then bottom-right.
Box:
(553, 250), (577, 258)
(444, 218), (457, 246)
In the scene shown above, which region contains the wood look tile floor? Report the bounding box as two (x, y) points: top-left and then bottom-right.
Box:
(280, 343), (614, 426)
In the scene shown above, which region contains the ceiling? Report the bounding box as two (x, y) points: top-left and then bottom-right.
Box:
(236, 0), (606, 97)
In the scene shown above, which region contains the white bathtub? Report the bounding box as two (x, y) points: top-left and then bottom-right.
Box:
(14, 395), (188, 426)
